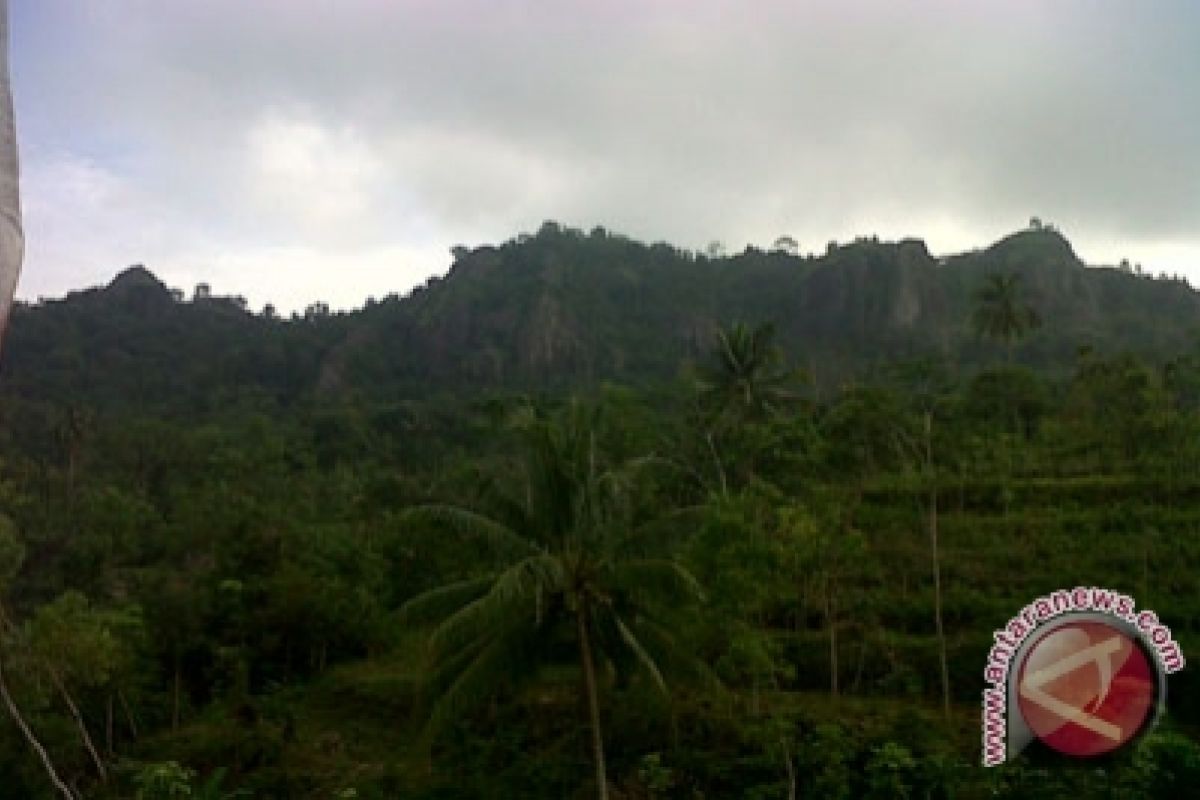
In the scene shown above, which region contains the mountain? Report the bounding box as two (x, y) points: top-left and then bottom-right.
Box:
(2, 223), (1198, 413)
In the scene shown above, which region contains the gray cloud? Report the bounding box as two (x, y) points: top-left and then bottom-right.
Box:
(11, 0), (1200, 310)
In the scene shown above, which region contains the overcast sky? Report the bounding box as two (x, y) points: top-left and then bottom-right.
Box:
(11, 0), (1200, 312)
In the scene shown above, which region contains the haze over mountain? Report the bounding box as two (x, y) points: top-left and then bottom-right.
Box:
(2, 222), (1197, 413)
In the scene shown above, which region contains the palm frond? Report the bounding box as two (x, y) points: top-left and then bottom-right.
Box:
(473, 480), (533, 535)
(401, 504), (537, 556)
(609, 558), (705, 606)
(428, 590), (520, 656)
(630, 617), (723, 694)
(425, 631), (492, 693)
(608, 505), (707, 556)
(425, 633), (519, 738)
(487, 554), (566, 606)
(428, 555), (562, 654)
(398, 576), (494, 627)
(612, 612), (668, 695)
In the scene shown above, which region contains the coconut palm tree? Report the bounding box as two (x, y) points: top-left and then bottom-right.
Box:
(696, 321), (795, 425)
(399, 402), (705, 800)
(972, 273), (1041, 361)
(693, 322), (803, 494)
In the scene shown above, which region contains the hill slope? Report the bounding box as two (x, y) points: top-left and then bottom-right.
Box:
(2, 223), (1198, 411)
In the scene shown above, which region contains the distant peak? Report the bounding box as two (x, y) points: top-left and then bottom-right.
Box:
(108, 264), (166, 291)
(987, 227), (1079, 264)
(104, 265), (176, 307)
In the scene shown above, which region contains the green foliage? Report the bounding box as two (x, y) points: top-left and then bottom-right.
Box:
(972, 272), (1041, 356)
(863, 741), (918, 799)
(26, 591), (127, 686)
(7, 224), (1200, 409)
(131, 762), (250, 800)
(133, 761), (195, 800)
(399, 401), (706, 750)
(0, 513), (23, 590)
(5, 239), (1200, 796)
(696, 321), (800, 426)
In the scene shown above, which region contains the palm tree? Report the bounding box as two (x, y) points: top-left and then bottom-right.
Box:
(399, 402), (705, 800)
(696, 321), (795, 425)
(694, 322), (801, 494)
(972, 273), (1041, 361)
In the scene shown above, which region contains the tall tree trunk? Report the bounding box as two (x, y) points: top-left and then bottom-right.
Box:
(172, 654), (182, 732)
(926, 412), (951, 717)
(930, 486), (950, 716)
(48, 668), (106, 781)
(65, 447), (75, 505)
(0, 657), (76, 799)
(705, 430), (728, 497)
(782, 736), (797, 800)
(117, 689), (138, 740)
(106, 693), (114, 755)
(850, 637), (868, 694)
(576, 602), (608, 800)
(825, 579), (838, 697)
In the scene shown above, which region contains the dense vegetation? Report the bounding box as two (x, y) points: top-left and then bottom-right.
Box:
(4, 221), (1199, 411)
(2, 223), (1200, 797)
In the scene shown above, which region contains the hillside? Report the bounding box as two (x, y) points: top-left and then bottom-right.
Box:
(3, 224), (1200, 798)
(2, 223), (1198, 413)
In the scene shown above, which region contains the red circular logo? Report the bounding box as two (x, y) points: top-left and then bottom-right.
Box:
(1016, 620), (1156, 757)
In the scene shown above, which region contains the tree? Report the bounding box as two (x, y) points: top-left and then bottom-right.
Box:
(399, 402), (704, 800)
(972, 273), (1040, 361)
(1064, 351), (1163, 466)
(819, 387), (910, 490)
(962, 367), (1048, 442)
(786, 505), (867, 698)
(962, 366), (1048, 511)
(304, 302), (330, 320)
(772, 235), (798, 255)
(697, 322), (798, 427)
(0, 517), (75, 800)
(23, 591), (130, 782)
(887, 360), (957, 718)
(694, 322), (802, 493)
(55, 405), (92, 507)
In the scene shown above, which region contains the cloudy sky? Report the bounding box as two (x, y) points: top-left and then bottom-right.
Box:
(11, 0), (1200, 312)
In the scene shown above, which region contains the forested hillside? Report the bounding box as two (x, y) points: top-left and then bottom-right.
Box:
(2, 223), (1200, 798)
(3, 222), (1199, 411)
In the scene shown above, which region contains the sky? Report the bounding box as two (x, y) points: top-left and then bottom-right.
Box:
(10, 0), (1200, 313)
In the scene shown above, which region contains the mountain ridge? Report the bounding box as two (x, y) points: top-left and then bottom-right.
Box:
(2, 223), (1198, 412)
